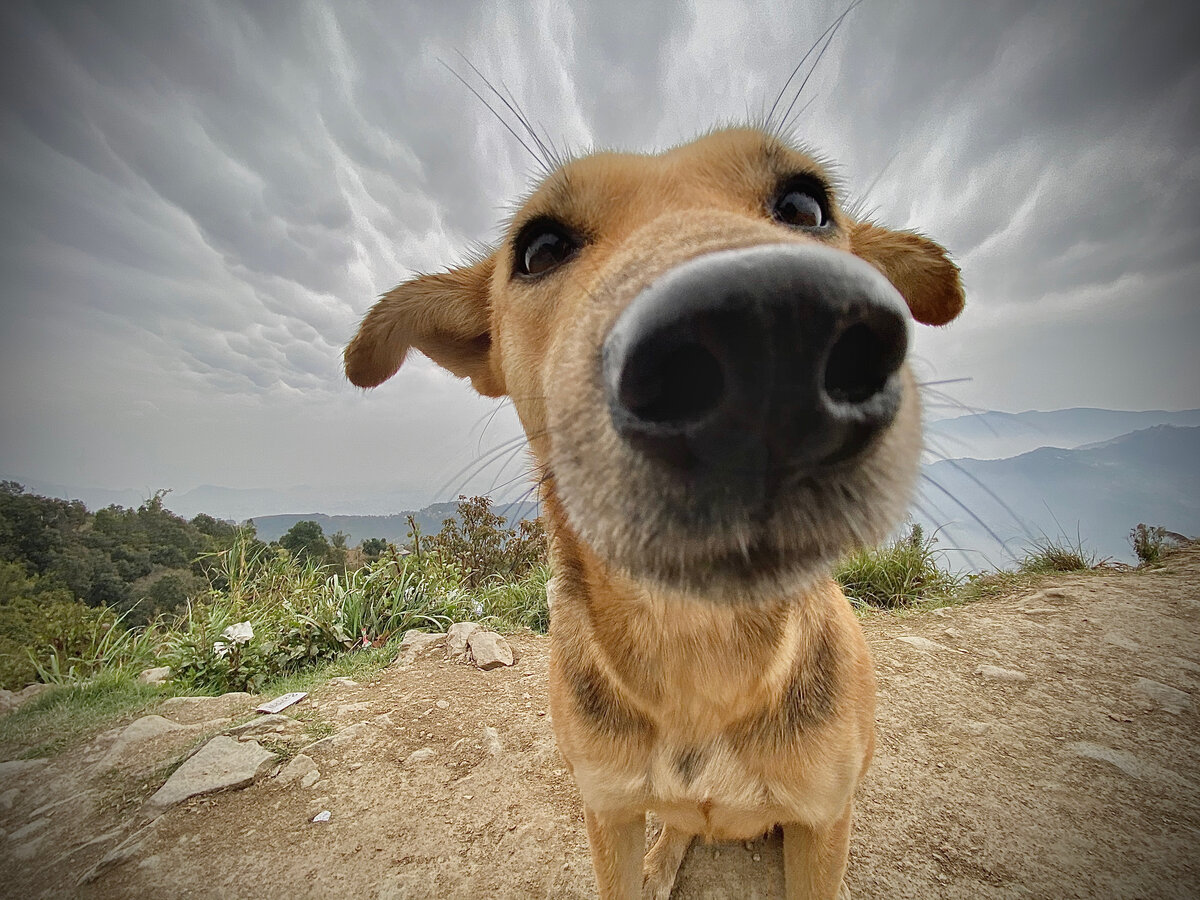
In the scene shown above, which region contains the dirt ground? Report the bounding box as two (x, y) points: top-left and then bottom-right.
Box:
(2, 549), (1197, 899)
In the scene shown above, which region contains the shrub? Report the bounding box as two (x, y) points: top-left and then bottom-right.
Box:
(1129, 524), (1167, 565)
(1019, 534), (1097, 574)
(835, 523), (960, 609)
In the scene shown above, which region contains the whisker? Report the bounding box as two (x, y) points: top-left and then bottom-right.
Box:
(766, 0), (861, 132)
(440, 58), (547, 172)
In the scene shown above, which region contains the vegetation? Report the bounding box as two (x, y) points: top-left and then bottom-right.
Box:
(835, 523), (961, 609)
(1017, 532), (1099, 574)
(1129, 523), (1168, 565)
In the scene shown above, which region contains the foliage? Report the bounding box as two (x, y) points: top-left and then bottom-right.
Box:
(1018, 533), (1098, 574)
(277, 520), (331, 563)
(422, 495), (546, 588)
(1129, 523), (1167, 565)
(835, 522), (960, 609)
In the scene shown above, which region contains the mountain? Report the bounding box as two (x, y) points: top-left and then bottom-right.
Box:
(925, 407), (1200, 461)
(916, 425), (1200, 569)
(247, 500), (540, 544)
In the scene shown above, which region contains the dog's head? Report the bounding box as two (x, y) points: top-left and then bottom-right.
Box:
(346, 128), (963, 597)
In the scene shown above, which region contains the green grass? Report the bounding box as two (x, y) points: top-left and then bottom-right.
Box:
(835, 524), (961, 610)
(1017, 533), (1099, 574)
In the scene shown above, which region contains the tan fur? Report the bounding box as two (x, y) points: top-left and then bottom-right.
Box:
(346, 127), (964, 899)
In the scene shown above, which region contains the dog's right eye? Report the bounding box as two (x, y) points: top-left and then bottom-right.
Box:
(513, 219), (580, 278)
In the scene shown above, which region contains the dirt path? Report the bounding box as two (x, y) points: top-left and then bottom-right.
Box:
(2, 550), (1198, 899)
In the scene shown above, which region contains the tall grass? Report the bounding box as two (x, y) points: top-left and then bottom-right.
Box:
(835, 523), (961, 609)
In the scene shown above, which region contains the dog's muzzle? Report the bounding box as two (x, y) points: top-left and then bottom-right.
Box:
(602, 243), (909, 507)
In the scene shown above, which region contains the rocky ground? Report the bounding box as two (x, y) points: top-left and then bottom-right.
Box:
(1, 550), (1198, 899)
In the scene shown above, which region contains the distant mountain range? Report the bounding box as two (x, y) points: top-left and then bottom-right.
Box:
(916, 425), (1200, 569)
(247, 500), (540, 544)
(9, 408), (1198, 568)
(925, 407), (1200, 461)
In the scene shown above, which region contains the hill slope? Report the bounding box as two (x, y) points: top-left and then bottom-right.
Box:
(2, 550), (1197, 898)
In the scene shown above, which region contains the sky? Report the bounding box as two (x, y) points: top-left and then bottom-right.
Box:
(1, 0), (1197, 517)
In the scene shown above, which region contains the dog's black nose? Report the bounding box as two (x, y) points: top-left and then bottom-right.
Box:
(602, 243), (909, 487)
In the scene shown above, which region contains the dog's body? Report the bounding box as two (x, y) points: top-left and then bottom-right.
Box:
(346, 127), (963, 898)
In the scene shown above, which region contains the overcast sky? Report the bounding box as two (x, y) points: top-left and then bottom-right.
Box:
(1, 0), (1197, 514)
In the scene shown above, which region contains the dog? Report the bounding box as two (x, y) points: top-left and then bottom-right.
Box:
(345, 126), (964, 899)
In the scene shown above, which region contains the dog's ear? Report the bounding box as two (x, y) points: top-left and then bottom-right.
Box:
(850, 222), (964, 326)
(344, 256), (505, 396)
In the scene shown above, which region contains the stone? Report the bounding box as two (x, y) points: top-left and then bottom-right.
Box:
(328, 676), (358, 687)
(138, 666), (171, 685)
(159, 692), (254, 725)
(304, 722), (376, 756)
(0, 683), (50, 717)
(1133, 678), (1191, 714)
(395, 630), (447, 666)
(405, 748), (436, 765)
(0, 758), (49, 783)
(226, 714), (302, 739)
(1103, 632), (1140, 652)
(468, 631), (514, 670)
(974, 665), (1028, 682)
(8, 816), (51, 842)
(896, 636), (950, 653)
(483, 726), (503, 756)
(446, 622), (481, 661)
(1069, 742), (1145, 778)
(0, 788), (20, 811)
(96, 715), (189, 771)
(436, 700), (450, 710)
(277, 754), (319, 786)
(145, 735), (275, 813)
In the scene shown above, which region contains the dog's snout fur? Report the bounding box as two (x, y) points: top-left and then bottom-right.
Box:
(345, 126), (965, 899)
(602, 242), (910, 492)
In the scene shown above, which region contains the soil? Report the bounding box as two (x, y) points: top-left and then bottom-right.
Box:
(2, 549), (1197, 899)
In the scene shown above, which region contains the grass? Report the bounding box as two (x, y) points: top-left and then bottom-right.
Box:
(1017, 533), (1100, 574)
(836, 524), (961, 610)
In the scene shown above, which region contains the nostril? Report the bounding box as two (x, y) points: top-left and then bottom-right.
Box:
(620, 342), (725, 425)
(823, 320), (903, 405)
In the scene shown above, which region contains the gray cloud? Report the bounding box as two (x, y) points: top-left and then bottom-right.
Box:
(1, 0), (1197, 506)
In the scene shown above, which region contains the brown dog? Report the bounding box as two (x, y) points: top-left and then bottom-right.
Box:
(345, 127), (964, 899)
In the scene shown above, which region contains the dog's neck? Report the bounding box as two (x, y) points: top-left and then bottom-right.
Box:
(542, 485), (842, 733)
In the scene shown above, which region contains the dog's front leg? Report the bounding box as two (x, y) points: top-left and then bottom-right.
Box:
(584, 805), (645, 899)
(781, 801), (854, 900)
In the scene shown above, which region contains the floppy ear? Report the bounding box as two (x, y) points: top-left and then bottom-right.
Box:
(850, 222), (965, 326)
(344, 256), (505, 396)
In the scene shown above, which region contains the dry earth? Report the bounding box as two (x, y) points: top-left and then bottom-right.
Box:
(2, 549), (1198, 899)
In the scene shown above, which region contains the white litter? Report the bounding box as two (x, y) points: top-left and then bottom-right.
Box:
(256, 692), (307, 714)
(311, 810), (331, 823)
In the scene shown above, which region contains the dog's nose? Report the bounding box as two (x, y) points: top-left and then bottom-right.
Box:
(602, 243), (909, 482)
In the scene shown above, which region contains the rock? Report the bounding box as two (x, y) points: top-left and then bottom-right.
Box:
(328, 676), (358, 687)
(144, 735), (275, 813)
(278, 754), (319, 786)
(138, 666), (171, 685)
(0, 758), (49, 783)
(974, 665), (1029, 682)
(395, 630), (447, 666)
(0, 683), (51, 717)
(1025, 589), (1072, 604)
(436, 700), (450, 710)
(8, 816), (51, 842)
(1104, 632), (1141, 652)
(446, 622), (481, 661)
(0, 788), (20, 811)
(1069, 742), (1145, 778)
(942, 627), (963, 640)
(1020, 607), (1059, 616)
(304, 721), (376, 756)
(96, 714), (189, 771)
(226, 714), (302, 739)
(1133, 678), (1191, 714)
(896, 636), (950, 653)
(483, 726), (503, 756)
(159, 692), (254, 725)
(405, 748), (436, 765)
(468, 631), (514, 670)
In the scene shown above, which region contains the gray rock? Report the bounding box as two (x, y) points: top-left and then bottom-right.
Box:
(1069, 741), (1145, 778)
(468, 631), (514, 670)
(97, 715), (188, 770)
(482, 726), (503, 756)
(1133, 677), (1191, 714)
(974, 665), (1029, 682)
(446, 622), (481, 661)
(303, 721), (376, 756)
(896, 636), (950, 653)
(0, 683), (50, 717)
(277, 753), (319, 786)
(395, 630), (447, 666)
(8, 816), (51, 842)
(0, 758), (49, 783)
(159, 692), (254, 725)
(226, 714), (302, 739)
(145, 735), (275, 813)
(0, 788), (20, 811)
(138, 666), (171, 685)
(404, 748), (437, 765)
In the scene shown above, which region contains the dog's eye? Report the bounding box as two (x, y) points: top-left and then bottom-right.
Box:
(514, 220), (580, 278)
(771, 179), (829, 229)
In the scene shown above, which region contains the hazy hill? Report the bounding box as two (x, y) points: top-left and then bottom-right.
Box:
(248, 499), (540, 544)
(925, 407), (1200, 461)
(917, 425), (1200, 568)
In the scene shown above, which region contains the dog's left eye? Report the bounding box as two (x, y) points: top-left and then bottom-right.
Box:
(771, 179), (829, 229)
(514, 219), (581, 278)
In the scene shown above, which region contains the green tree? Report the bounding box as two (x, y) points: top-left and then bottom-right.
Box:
(278, 520), (330, 563)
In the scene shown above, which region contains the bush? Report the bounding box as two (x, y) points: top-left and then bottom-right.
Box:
(835, 523), (960, 609)
(1129, 524), (1167, 565)
(1019, 534), (1097, 574)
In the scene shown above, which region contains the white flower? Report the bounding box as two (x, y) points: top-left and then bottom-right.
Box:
(221, 621), (254, 644)
(213, 621), (254, 657)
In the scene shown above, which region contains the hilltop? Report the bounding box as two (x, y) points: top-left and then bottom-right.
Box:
(2, 548), (1197, 898)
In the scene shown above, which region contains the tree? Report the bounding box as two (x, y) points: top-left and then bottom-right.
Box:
(278, 520), (330, 563)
